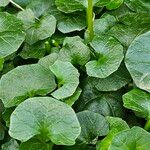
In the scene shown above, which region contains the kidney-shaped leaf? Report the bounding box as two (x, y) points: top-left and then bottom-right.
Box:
(0, 64), (56, 108)
(0, 0), (9, 7)
(50, 60), (79, 99)
(125, 31), (150, 93)
(109, 127), (150, 150)
(86, 35), (124, 78)
(77, 110), (109, 144)
(9, 97), (81, 145)
(0, 12), (25, 61)
(123, 89), (150, 119)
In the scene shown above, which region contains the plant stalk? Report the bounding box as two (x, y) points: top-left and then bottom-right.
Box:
(9, 0), (24, 11)
(144, 119), (150, 131)
(87, 0), (94, 42)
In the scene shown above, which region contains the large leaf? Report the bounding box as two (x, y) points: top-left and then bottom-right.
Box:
(89, 64), (131, 92)
(86, 35), (124, 78)
(123, 89), (150, 119)
(97, 117), (129, 150)
(50, 60), (79, 99)
(77, 111), (109, 144)
(9, 97), (81, 145)
(109, 127), (150, 150)
(125, 31), (150, 92)
(25, 14), (56, 45)
(83, 93), (124, 117)
(58, 36), (90, 66)
(106, 0), (124, 10)
(0, 64), (56, 108)
(0, 12), (25, 67)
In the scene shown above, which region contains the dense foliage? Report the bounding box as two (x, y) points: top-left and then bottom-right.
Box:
(0, 0), (150, 149)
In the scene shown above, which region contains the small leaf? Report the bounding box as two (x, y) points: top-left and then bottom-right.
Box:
(123, 89), (150, 119)
(0, 64), (56, 108)
(25, 14), (56, 45)
(109, 127), (150, 150)
(97, 117), (129, 150)
(59, 36), (90, 66)
(50, 60), (79, 99)
(77, 110), (109, 144)
(1, 139), (19, 150)
(86, 35), (124, 78)
(9, 97), (81, 145)
(106, 0), (123, 10)
(125, 31), (150, 92)
(0, 0), (9, 7)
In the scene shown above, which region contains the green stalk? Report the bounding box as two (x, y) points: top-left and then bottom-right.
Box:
(87, 0), (94, 42)
(144, 119), (150, 131)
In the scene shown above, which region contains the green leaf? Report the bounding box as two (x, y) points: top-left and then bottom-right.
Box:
(50, 60), (79, 99)
(58, 36), (90, 66)
(25, 14), (56, 45)
(86, 35), (124, 78)
(125, 0), (150, 13)
(38, 53), (58, 69)
(0, 0), (9, 7)
(106, 0), (124, 10)
(123, 89), (150, 119)
(9, 97), (81, 145)
(1, 139), (19, 150)
(63, 144), (96, 150)
(20, 138), (53, 150)
(94, 14), (117, 35)
(19, 41), (46, 59)
(97, 117), (129, 150)
(109, 127), (150, 150)
(0, 12), (25, 62)
(57, 13), (86, 33)
(83, 93), (124, 117)
(125, 31), (150, 92)
(89, 64), (131, 92)
(0, 64), (56, 108)
(77, 110), (109, 144)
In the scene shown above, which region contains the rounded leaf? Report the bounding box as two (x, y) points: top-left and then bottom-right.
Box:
(125, 31), (150, 93)
(9, 97), (81, 145)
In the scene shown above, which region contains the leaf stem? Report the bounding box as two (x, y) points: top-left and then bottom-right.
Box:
(87, 0), (94, 42)
(9, 0), (24, 11)
(144, 119), (150, 131)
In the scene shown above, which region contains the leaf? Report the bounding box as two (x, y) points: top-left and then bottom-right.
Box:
(109, 127), (150, 150)
(94, 14), (117, 35)
(19, 41), (47, 59)
(0, 0), (9, 7)
(9, 97), (81, 145)
(63, 144), (96, 150)
(1, 139), (19, 150)
(77, 110), (109, 144)
(58, 36), (90, 66)
(20, 138), (53, 150)
(57, 13), (86, 33)
(0, 12), (25, 62)
(50, 60), (79, 99)
(25, 14), (56, 45)
(83, 93), (124, 117)
(97, 117), (129, 150)
(0, 64), (56, 108)
(125, 0), (150, 13)
(106, 0), (124, 10)
(92, 64), (131, 91)
(86, 35), (124, 78)
(38, 53), (58, 69)
(123, 89), (150, 119)
(125, 31), (150, 92)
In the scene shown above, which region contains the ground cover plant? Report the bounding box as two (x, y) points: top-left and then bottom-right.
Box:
(0, 0), (150, 149)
